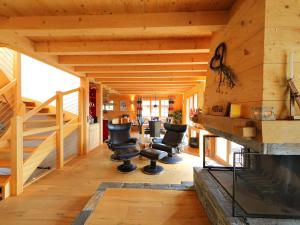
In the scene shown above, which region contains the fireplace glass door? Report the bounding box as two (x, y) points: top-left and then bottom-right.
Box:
(233, 153), (300, 218)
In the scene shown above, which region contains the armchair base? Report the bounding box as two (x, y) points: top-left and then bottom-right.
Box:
(142, 160), (164, 175)
(160, 155), (183, 164)
(115, 148), (140, 173)
(117, 159), (137, 173)
(110, 153), (121, 161)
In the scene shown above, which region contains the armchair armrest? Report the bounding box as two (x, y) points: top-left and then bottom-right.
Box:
(152, 143), (175, 154)
(152, 138), (163, 144)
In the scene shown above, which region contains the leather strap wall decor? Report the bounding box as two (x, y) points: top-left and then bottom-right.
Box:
(210, 42), (236, 92)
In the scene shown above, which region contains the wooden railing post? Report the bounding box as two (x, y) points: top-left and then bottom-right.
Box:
(56, 91), (64, 168)
(80, 78), (89, 155)
(10, 116), (23, 195)
(78, 87), (84, 155)
(97, 83), (104, 145)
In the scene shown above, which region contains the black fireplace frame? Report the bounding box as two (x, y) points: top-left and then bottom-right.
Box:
(202, 135), (300, 219)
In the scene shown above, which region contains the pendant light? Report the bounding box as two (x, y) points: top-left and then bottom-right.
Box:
(154, 94), (158, 108)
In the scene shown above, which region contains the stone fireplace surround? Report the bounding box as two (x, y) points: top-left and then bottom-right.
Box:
(194, 125), (300, 225)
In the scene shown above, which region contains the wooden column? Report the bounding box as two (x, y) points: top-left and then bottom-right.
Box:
(56, 91), (64, 168)
(13, 52), (22, 115)
(80, 77), (89, 154)
(10, 116), (23, 195)
(78, 87), (84, 155)
(96, 83), (104, 145)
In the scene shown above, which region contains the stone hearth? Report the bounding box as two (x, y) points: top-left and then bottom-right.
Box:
(193, 167), (300, 225)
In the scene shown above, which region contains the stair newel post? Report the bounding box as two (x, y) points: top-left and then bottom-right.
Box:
(78, 87), (84, 156)
(10, 116), (23, 195)
(80, 77), (89, 155)
(56, 91), (64, 169)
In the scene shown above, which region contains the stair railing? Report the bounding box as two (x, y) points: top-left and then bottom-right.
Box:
(10, 87), (83, 196)
(0, 79), (17, 139)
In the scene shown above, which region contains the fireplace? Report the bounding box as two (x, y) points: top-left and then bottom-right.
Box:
(196, 134), (300, 224)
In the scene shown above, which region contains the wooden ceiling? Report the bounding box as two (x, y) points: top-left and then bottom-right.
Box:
(0, 0), (236, 95)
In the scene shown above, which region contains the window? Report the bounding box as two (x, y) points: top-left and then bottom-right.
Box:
(161, 100), (169, 118)
(142, 100), (150, 117)
(151, 100), (159, 117)
(103, 100), (114, 111)
(193, 93), (198, 110)
(189, 96), (193, 111)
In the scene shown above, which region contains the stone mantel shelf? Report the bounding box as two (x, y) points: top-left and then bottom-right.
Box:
(198, 114), (300, 153)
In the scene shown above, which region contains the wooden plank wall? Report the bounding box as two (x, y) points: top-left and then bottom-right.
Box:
(204, 0), (265, 118)
(263, 0), (300, 119)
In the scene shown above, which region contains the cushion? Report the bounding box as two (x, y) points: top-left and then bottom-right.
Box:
(115, 148), (140, 160)
(152, 143), (174, 153)
(140, 148), (168, 160)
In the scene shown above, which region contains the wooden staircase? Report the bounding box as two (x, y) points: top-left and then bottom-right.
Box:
(0, 87), (82, 199)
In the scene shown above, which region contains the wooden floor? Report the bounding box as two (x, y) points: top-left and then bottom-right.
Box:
(0, 144), (204, 225)
(87, 188), (210, 225)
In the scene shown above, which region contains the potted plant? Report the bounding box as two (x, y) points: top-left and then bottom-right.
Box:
(170, 110), (182, 124)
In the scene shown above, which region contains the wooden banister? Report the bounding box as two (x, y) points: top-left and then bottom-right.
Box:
(62, 87), (80, 96)
(23, 95), (56, 122)
(0, 79), (16, 96)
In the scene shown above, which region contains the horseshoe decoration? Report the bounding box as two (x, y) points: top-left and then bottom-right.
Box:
(210, 42), (236, 92)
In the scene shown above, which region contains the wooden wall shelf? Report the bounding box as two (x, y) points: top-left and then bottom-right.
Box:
(198, 114), (300, 149)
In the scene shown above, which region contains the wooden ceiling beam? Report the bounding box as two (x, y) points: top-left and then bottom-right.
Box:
(106, 85), (196, 88)
(58, 53), (209, 66)
(34, 37), (211, 55)
(0, 11), (229, 37)
(0, 31), (83, 77)
(86, 72), (204, 78)
(116, 91), (185, 94)
(95, 77), (204, 82)
(75, 64), (207, 73)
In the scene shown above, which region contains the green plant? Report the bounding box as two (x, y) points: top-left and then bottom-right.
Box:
(171, 110), (182, 124)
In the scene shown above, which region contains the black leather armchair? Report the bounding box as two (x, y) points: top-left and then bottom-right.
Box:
(107, 122), (138, 161)
(151, 123), (187, 164)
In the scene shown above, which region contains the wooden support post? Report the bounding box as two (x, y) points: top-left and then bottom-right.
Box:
(56, 91), (64, 168)
(80, 77), (89, 154)
(13, 52), (22, 115)
(97, 83), (104, 145)
(10, 116), (23, 195)
(78, 87), (84, 155)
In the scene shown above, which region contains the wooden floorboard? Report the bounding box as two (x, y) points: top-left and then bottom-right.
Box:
(0, 144), (202, 225)
(86, 188), (210, 225)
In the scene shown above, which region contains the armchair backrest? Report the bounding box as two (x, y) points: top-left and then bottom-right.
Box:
(108, 122), (132, 145)
(149, 120), (161, 137)
(162, 123), (187, 147)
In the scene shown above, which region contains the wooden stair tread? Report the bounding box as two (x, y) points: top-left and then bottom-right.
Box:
(35, 113), (57, 116)
(23, 101), (36, 107)
(0, 175), (10, 185)
(25, 106), (48, 109)
(23, 147), (37, 153)
(0, 147), (37, 153)
(24, 119), (69, 123)
(0, 160), (10, 168)
(24, 119), (56, 123)
(24, 135), (49, 140)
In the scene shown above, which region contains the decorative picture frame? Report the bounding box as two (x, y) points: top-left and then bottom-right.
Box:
(120, 100), (127, 111)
